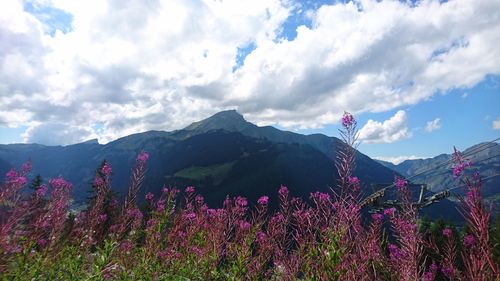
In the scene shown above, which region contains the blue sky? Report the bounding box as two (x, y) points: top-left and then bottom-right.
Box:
(0, 0), (499, 163)
(294, 75), (500, 160)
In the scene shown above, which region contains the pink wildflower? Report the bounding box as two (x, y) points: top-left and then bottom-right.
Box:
(256, 231), (267, 243)
(35, 184), (48, 197)
(371, 213), (384, 221)
(257, 196), (269, 205)
(441, 266), (454, 279)
(185, 186), (195, 194)
(98, 214), (107, 223)
(239, 220), (251, 231)
(206, 209), (217, 217)
(395, 177), (407, 190)
(341, 111), (356, 128)
(191, 246), (203, 257)
(195, 195), (204, 205)
(384, 207), (396, 216)
(235, 196), (248, 207)
(94, 176), (104, 186)
(101, 163), (112, 175)
(37, 239), (47, 248)
(137, 151), (149, 163)
(388, 243), (405, 261)
(185, 212), (196, 220)
(6, 169), (17, 181)
(349, 176), (359, 185)
(463, 235), (475, 247)
(278, 185), (289, 196)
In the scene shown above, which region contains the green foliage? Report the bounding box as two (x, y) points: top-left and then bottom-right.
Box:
(29, 174), (43, 191)
(173, 161), (236, 185)
(492, 215), (500, 264)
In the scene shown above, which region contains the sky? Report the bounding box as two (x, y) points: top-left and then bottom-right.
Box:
(0, 0), (499, 164)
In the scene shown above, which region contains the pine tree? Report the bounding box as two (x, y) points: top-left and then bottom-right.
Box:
(30, 174), (43, 191)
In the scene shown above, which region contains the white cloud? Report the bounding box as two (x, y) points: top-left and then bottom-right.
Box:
(358, 110), (411, 144)
(373, 155), (425, 165)
(493, 117), (500, 130)
(21, 122), (98, 145)
(0, 0), (500, 144)
(425, 118), (441, 133)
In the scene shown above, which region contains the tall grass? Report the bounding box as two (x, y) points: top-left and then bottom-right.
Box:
(0, 113), (498, 280)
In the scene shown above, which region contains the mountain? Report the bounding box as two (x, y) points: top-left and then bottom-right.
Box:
(0, 111), (397, 210)
(376, 142), (500, 209)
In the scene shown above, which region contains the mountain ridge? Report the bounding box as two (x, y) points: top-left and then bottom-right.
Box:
(1, 110), (484, 222)
(0, 111), (395, 205)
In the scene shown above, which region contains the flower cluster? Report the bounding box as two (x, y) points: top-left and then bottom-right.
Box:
(0, 114), (496, 280)
(341, 111), (356, 128)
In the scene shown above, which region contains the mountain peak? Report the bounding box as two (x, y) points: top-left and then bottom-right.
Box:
(184, 110), (252, 132)
(211, 110), (245, 120)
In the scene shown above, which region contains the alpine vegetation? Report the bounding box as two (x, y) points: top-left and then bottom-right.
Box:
(0, 113), (498, 280)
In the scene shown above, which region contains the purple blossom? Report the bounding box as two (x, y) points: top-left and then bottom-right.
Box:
(137, 151), (149, 163)
(120, 241), (133, 253)
(162, 186), (169, 194)
(37, 239), (47, 248)
(22, 161), (32, 173)
(145, 192), (154, 201)
(98, 214), (107, 223)
(384, 207), (396, 216)
(49, 177), (72, 190)
(159, 250), (169, 260)
(206, 209), (217, 217)
(441, 266), (454, 278)
(126, 208), (143, 219)
(15, 176), (27, 186)
(101, 163), (112, 175)
(422, 271), (434, 281)
(319, 192), (330, 202)
(341, 111), (356, 128)
(238, 220), (251, 231)
(185, 186), (195, 194)
(430, 262), (438, 272)
(463, 234), (475, 247)
(109, 224), (119, 233)
(191, 246), (203, 257)
(185, 212), (196, 220)
(195, 195), (204, 205)
(94, 176), (104, 186)
(388, 243), (405, 261)
(235, 196), (248, 207)
(156, 200), (165, 213)
(6, 169), (17, 180)
(442, 228), (452, 238)
(371, 213), (384, 221)
(257, 196), (269, 205)
(394, 177), (407, 190)
(256, 231), (267, 243)
(278, 185), (289, 196)
(451, 148), (472, 178)
(110, 198), (118, 208)
(349, 176), (359, 185)
(35, 184), (48, 197)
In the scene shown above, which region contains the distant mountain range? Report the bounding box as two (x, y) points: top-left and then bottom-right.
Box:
(0, 110), (496, 222)
(0, 111), (395, 208)
(376, 142), (500, 209)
